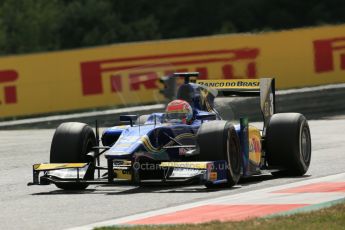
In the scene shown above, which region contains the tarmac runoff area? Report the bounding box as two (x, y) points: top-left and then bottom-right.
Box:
(0, 117), (345, 229)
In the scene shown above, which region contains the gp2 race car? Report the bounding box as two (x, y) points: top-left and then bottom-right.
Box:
(28, 72), (312, 190)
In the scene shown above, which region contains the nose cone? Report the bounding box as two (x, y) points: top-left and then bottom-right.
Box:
(105, 124), (158, 159)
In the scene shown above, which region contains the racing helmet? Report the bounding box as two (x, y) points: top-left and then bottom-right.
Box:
(165, 99), (193, 124)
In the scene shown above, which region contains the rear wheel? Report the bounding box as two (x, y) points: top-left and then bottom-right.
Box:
(266, 113), (311, 176)
(196, 121), (241, 188)
(50, 122), (96, 190)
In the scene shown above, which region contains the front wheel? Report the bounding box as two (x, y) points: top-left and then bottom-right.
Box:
(50, 122), (96, 190)
(196, 121), (241, 188)
(266, 113), (311, 176)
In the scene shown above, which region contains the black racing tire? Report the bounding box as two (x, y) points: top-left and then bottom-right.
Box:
(196, 121), (241, 188)
(136, 115), (150, 125)
(50, 122), (96, 190)
(266, 113), (311, 176)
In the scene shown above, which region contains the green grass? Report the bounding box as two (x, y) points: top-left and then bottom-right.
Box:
(95, 202), (345, 230)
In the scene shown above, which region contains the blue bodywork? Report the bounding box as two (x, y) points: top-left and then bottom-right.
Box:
(103, 113), (203, 160)
(101, 83), (247, 173)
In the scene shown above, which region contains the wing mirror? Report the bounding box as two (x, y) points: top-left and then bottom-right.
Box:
(119, 115), (137, 127)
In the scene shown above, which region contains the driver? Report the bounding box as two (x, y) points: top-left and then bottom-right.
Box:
(165, 99), (193, 124)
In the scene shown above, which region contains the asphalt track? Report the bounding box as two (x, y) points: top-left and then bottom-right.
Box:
(0, 116), (345, 230)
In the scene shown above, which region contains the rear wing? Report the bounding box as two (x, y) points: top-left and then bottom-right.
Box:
(196, 78), (276, 130)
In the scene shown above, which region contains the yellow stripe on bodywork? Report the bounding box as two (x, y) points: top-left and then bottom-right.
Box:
(160, 162), (209, 169)
(141, 135), (162, 153)
(33, 163), (88, 171)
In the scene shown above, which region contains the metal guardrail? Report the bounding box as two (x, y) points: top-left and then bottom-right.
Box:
(276, 83), (345, 116)
(0, 83), (344, 129)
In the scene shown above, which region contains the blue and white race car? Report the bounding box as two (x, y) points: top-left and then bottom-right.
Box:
(29, 72), (312, 190)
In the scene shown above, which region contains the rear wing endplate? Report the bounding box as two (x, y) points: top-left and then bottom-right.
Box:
(196, 78), (276, 131)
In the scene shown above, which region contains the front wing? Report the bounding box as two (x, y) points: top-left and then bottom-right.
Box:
(28, 161), (229, 187)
